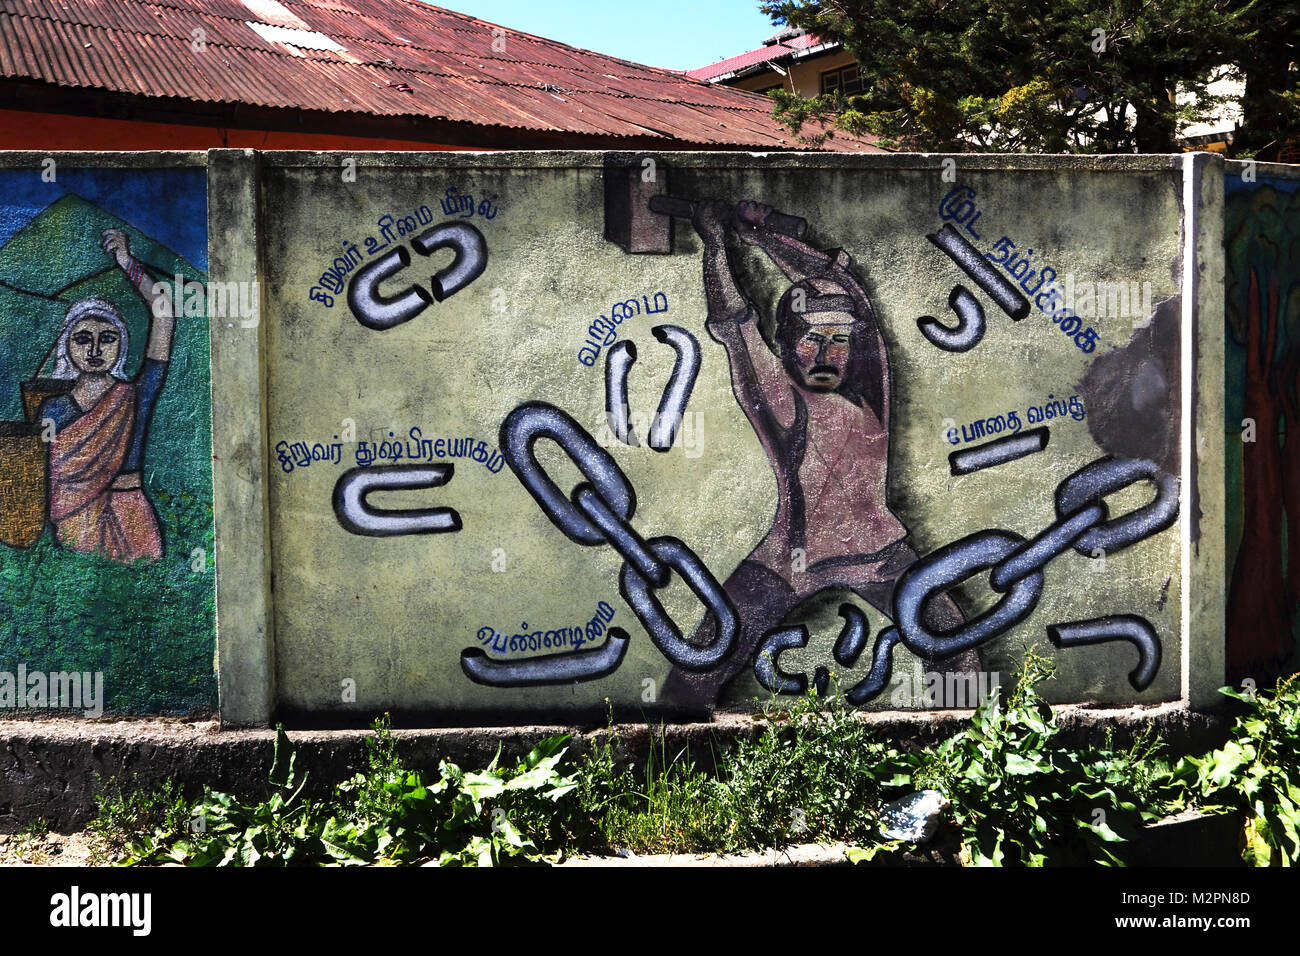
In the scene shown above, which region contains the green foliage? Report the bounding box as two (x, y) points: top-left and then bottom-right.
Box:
(1232, 0), (1300, 156)
(761, 0), (1261, 153)
(89, 669), (1300, 867)
(719, 687), (920, 849)
(581, 727), (735, 854)
(115, 717), (578, 867)
(574, 686), (920, 855)
(88, 774), (192, 862)
(1175, 675), (1300, 865)
(576, 657), (1184, 866)
(916, 648), (1167, 865)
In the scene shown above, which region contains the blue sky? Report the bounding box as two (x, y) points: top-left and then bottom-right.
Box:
(0, 168), (207, 272)
(427, 0), (779, 71)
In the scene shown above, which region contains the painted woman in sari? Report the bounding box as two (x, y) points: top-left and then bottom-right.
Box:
(37, 229), (176, 565)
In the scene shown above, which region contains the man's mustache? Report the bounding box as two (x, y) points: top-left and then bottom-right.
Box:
(809, 364), (840, 376)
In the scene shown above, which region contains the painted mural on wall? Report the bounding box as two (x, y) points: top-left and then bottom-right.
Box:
(1224, 172), (1300, 684)
(0, 167), (215, 714)
(262, 156), (1187, 718)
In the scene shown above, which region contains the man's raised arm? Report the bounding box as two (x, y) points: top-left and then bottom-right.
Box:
(735, 200), (841, 283)
(735, 201), (892, 431)
(693, 202), (796, 428)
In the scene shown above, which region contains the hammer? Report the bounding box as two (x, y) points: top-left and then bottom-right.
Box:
(648, 195), (808, 240)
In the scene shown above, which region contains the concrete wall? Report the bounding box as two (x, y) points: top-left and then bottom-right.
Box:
(0, 148), (1271, 727)
(216, 150), (1226, 725)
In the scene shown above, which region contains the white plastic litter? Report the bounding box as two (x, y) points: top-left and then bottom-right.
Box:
(879, 790), (951, 843)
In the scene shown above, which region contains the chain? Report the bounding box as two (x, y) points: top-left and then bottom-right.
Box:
(757, 603), (868, 697)
(604, 325), (701, 450)
(1047, 615), (1161, 692)
(762, 455), (1179, 703)
(475, 415), (1176, 698)
(483, 401), (737, 681)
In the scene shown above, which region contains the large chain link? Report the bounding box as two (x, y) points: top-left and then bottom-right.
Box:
(476, 419), (1177, 698)
(830, 456), (1178, 702)
(491, 401), (737, 676)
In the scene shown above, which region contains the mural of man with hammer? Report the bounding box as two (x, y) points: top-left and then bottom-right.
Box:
(659, 199), (979, 710)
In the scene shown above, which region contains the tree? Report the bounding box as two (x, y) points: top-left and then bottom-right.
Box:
(1234, 0), (1300, 158)
(1224, 185), (1300, 683)
(760, 0), (1262, 153)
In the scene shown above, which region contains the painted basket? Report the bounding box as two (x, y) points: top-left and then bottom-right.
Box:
(0, 421), (47, 549)
(21, 377), (71, 424)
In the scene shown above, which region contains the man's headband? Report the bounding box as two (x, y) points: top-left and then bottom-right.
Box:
(794, 293), (861, 322)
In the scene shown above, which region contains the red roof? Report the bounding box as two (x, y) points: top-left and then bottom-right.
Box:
(0, 0), (881, 150)
(687, 32), (825, 82)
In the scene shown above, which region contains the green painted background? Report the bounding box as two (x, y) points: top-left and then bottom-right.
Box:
(0, 175), (215, 715)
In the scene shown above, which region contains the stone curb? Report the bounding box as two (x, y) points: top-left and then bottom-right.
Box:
(1, 703), (1232, 829)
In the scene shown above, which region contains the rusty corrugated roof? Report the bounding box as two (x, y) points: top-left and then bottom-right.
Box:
(0, 0), (881, 150)
(687, 32), (825, 82)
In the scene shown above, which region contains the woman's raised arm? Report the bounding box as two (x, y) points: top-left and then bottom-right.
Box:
(101, 228), (175, 362)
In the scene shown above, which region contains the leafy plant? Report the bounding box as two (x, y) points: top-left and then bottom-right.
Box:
(586, 727), (732, 855)
(115, 717), (579, 867)
(8, 817), (55, 863)
(327, 725), (579, 866)
(720, 685), (919, 850)
(1175, 675), (1300, 865)
(122, 725), (325, 866)
(916, 648), (1158, 866)
(87, 775), (191, 863)
(89, 666), (1300, 868)
(572, 686), (921, 855)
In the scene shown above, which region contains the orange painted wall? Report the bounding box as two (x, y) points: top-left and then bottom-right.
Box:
(0, 109), (476, 151)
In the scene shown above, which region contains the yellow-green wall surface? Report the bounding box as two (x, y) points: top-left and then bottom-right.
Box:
(213, 151), (1220, 724)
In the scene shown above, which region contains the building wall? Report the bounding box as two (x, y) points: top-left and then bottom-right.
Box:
(732, 50), (861, 99)
(0, 149), (1250, 726)
(0, 109), (468, 152)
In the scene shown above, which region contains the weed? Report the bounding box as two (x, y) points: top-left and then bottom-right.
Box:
(10, 817), (54, 863)
(83, 664), (1300, 867)
(113, 717), (579, 866)
(916, 647), (1158, 865)
(570, 685), (920, 855)
(87, 775), (190, 863)
(591, 729), (732, 854)
(1174, 674), (1300, 865)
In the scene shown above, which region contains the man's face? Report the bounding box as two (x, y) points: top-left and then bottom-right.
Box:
(792, 315), (854, 391)
(67, 319), (121, 375)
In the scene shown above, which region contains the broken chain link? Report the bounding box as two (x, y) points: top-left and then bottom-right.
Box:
(487, 402), (736, 679)
(759, 455), (1180, 702)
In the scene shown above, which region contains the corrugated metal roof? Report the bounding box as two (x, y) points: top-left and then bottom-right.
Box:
(687, 32), (824, 82)
(0, 0), (880, 150)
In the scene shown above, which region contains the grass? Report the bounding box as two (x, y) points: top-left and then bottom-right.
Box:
(87, 776), (193, 865)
